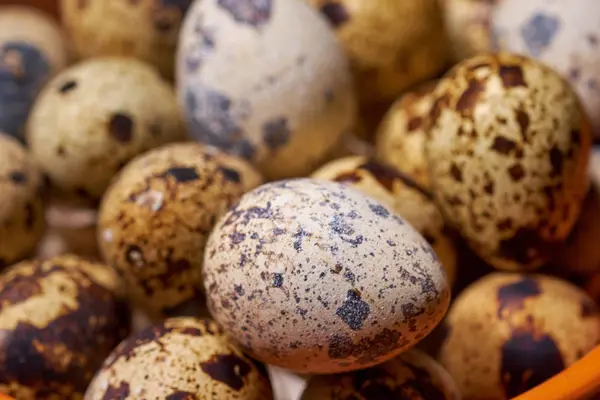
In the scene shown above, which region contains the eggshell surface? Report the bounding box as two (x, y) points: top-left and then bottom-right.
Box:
(177, 0), (357, 180)
(203, 178), (450, 374)
(426, 52), (591, 271)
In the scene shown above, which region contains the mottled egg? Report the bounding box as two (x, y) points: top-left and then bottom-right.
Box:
(98, 142), (263, 316)
(492, 0), (600, 140)
(85, 317), (273, 399)
(0, 254), (130, 399)
(426, 52), (591, 271)
(311, 156), (457, 286)
(176, 0), (357, 180)
(27, 57), (186, 202)
(0, 6), (67, 141)
(302, 349), (458, 400)
(203, 178), (450, 374)
(439, 273), (600, 400)
(60, 0), (192, 80)
(308, 0), (449, 106)
(0, 134), (45, 268)
(375, 81), (437, 187)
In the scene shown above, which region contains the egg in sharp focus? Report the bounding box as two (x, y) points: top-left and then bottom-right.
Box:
(26, 57), (186, 203)
(426, 52), (591, 271)
(492, 0), (600, 141)
(0, 254), (130, 399)
(176, 0), (357, 180)
(0, 134), (45, 269)
(311, 156), (457, 286)
(203, 178), (450, 374)
(98, 142), (263, 317)
(85, 317), (273, 400)
(439, 272), (600, 400)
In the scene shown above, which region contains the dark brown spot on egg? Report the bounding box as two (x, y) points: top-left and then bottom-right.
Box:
(588, 34), (598, 47)
(163, 167), (200, 183)
(77, 0), (87, 10)
(498, 228), (552, 267)
(24, 202), (35, 230)
(165, 391), (198, 400)
(200, 354), (251, 391)
(8, 170), (26, 184)
(549, 146), (563, 177)
(58, 80), (77, 94)
(335, 289), (371, 331)
(57, 145), (66, 157)
(335, 171), (362, 184)
(218, 166), (241, 183)
(581, 298), (598, 318)
(108, 113), (134, 143)
(407, 117), (423, 131)
(102, 381), (130, 399)
(497, 218), (513, 231)
(360, 160), (433, 199)
(497, 277), (541, 318)
(499, 65), (526, 88)
(430, 93), (450, 126)
(491, 136), (517, 155)
(456, 80), (484, 113)
(328, 328), (403, 364)
(450, 163), (463, 182)
(508, 164), (525, 182)
(320, 2), (350, 28)
(262, 117), (290, 151)
(515, 109), (530, 142)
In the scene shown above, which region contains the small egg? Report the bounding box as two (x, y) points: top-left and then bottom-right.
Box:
(311, 156), (457, 286)
(492, 0), (600, 140)
(98, 142), (263, 316)
(203, 178), (450, 374)
(426, 52), (591, 271)
(0, 6), (67, 140)
(60, 0), (192, 80)
(439, 273), (600, 400)
(375, 81), (437, 187)
(0, 254), (130, 399)
(307, 0), (449, 106)
(176, 0), (357, 180)
(0, 134), (45, 268)
(26, 57), (186, 202)
(301, 349), (458, 400)
(85, 317), (273, 399)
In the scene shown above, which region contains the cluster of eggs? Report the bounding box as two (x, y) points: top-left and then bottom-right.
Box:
(0, 0), (600, 399)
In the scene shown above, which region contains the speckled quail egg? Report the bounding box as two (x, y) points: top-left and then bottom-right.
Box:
(0, 133), (45, 269)
(492, 0), (600, 140)
(203, 178), (450, 374)
(60, 0), (192, 80)
(311, 156), (457, 286)
(307, 0), (449, 106)
(375, 81), (437, 187)
(426, 52), (591, 271)
(98, 142), (263, 316)
(85, 317), (273, 399)
(0, 6), (67, 141)
(26, 57), (186, 202)
(176, 0), (357, 180)
(439, 273), (600, 400)
(0, 254), (130, 399)
(302, 349), (458, 400)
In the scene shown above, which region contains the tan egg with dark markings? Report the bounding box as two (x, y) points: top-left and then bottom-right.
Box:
(0, 134), (45, 269)
(85, 317), (273, 400)
(26, 57), (185, 203)
(0, 254), (130, 399)
(311, 156), (457, 286)
(426, 52), (591, 271)
(98, 142), (263, 317)
(439, 272), (600, 400)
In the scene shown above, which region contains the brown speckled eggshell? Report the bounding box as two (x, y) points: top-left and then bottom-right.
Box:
(426, 52), (591, 271)
(85, 317), (273, 400)
(0, 254), (130, 399)
(439, 272), (600, 400)
(98, 142), (263, 316)
(203, 178), (450, 374)
(26, 57), (186, 203)
(301, 349), (459, 400)
(311, 156), (457, 286)
(0, 134), (45, 268)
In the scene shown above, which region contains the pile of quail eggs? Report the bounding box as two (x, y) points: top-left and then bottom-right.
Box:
(1, 0), (600, 399)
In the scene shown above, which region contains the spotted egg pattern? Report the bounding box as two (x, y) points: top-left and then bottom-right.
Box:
(98, 142), (263, 316)
(426, 52), (591, 271)
(84, 317), (273, 400)
(439, 273), (600, 400)
(203, 178), (450, 374)
(0, 254), (130, 399)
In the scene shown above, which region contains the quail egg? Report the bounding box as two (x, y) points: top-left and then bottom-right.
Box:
(426, 52), (591, 271)
(176, 0), (357, 180)
(85, 317), (273, 399)
(98, 142), (263, 316)
(203, 178), (450, 374)
(27, 57), (185, 202)
(439, 272), (600, 400)
(311, 156), (457, 286)
(0, 254), (130, 399)
(0, 133), (45, 268)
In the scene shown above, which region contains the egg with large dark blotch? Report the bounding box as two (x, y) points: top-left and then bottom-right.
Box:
(439, 272), (600, 400)
(0, 254), (130, 399)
